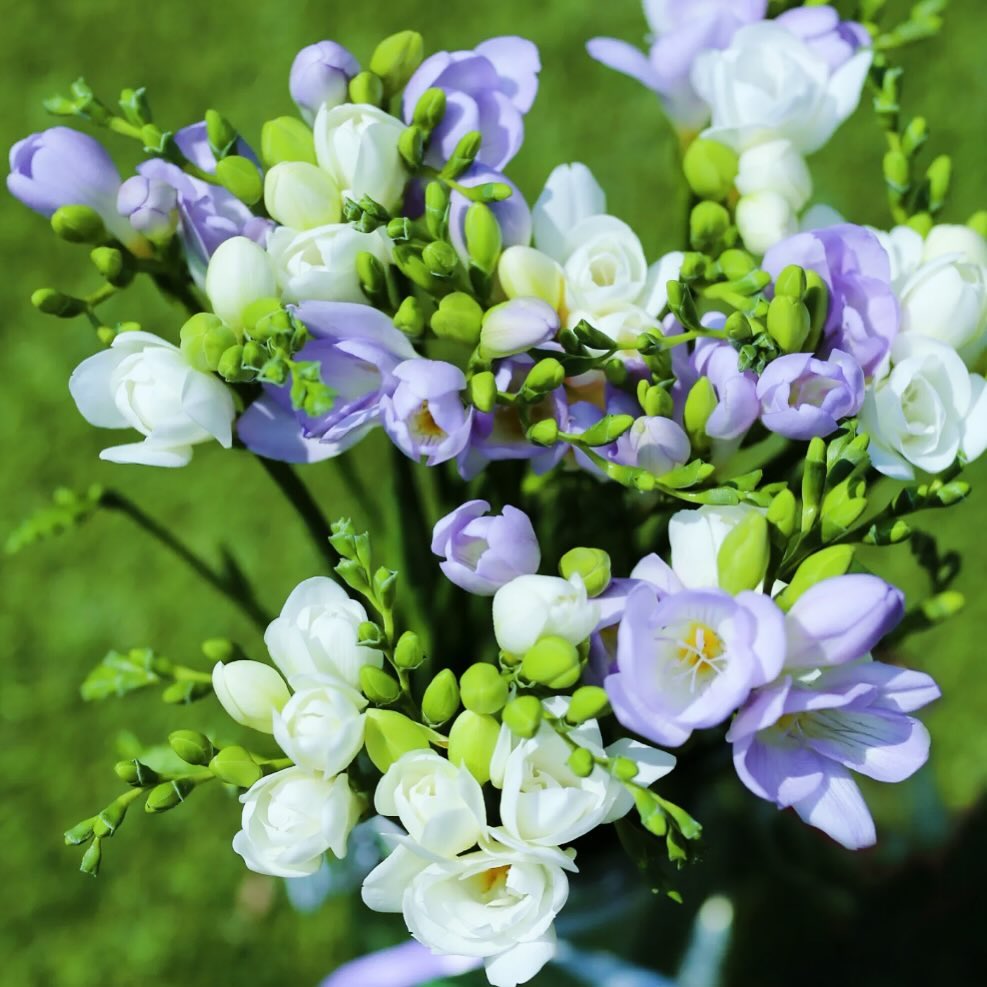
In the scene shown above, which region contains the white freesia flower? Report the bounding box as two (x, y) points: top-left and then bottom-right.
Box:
(861, 335), (987, 480)
(267, 223), (390, 304)
(735, 139), (812, 211)
(532, 162), (606, 262)
(362, 838), (572, 987)
(233, 767), (360, 877)
(265, 576), (384, 689)
(374, 750), (487, 856)
(692, 22), (872, 154)
(69, 330), (234, 468)
(925, 224), (987, 268)
(497, 245), (565, 309)
(264, 161), (342, 230)
(205, 236), (278, 329)
(736, 191), (798, 256)
(212, 660), (291, 734)
(489, 699), (675, 846)
(313, 102), (406, 212)
(492, 574), (600, 656)
(272, 680), (366, 777)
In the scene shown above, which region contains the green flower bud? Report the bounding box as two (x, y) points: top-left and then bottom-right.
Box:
(421, 668), (460, 727)
(465, 202), (502, 275)
(527, 418), (559, 447)
(51, 204), (106, 244)
(90, 246), (131, 286)
(774, 264), (808, 300)
(683, 139), (739, 201)
(217, 344), (246, 381)
(469, 370), (498, 412)
(96, 326), (117, 346)
(205, 109), (238, 160)
(716, 512), (769, 594)
(370, 31), (425, 97)
(360, 665), (401, 705)
(883, 149), (910, 200)
(398, 125), (425, 169)
(968, 211), (987, 239)
(114, 758), (160, 787)
(413, 87), (447, 132)
(215, 156), (263, 206)
(666, 280), (700, 329)
(422, 240), (459, 277)
(201, 637), (236, 662)
(424, 181), (451, 239)
(725, 312), (753, 342)
(521, 636), (582, 689)
(565, 685), (611, 725)
(803, 270), (829, 351)
(800, 436), (826, 532)
(559, 547), (611, 598)
(79, 837), (102, 876)
(460, 663), (509, 715)
(180, 313), (239, 373)
(64, 817), (96, 846)
(443, 131), (482, 179)
(766, 295), (810, 353)
(31, 287), (86, 318)
(719, 248), (757, 281)
(144, 779), (195, 813)
(612, 756), (638, 781)
(394, 631), (425, 670)
(521, 358), (565, 397)
(261, 116), (317, 167)
(364, 708), (432, 773)
(349, 70), (385, 107)
(502, 695), (543, 739)
(431, 292), (483, 344)
(93, 795), (132, 837)
(208, 746), (262, 788)
(921, 590), (965, 624)
(568, 747), (595, 778)
(394, 296), (427, 338)
(927, 154), (951, 212)
(907, 212), (933, 237)
(242, 298), (289, 338)
(689, 201), (732, 253)
(639, 382), (674, 419)
(577, 414), (635, 447)
(767, 488), (798, 539)
(775, 545), (855, 612)
(684, 376), (717, 449)
(357, 250), (387, 300)
(901, 116), (928, 158)
(241, 340), (268, 370)
(358, 621), (385, 648)
(447, 710), (500, 784)
(169, 730), (214, 766)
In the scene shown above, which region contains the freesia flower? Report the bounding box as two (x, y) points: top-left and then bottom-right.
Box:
(492, 574), (600, 656)
(290, 40), (360, 124)
(116, 175), (178, 241)
(212, 660), (291, 734)
(611, 416), (691, 477)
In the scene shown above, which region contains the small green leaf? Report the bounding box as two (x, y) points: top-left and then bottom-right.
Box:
(81, 648), (162, 702)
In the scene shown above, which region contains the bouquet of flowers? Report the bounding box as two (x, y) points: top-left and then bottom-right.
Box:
(9, 0), (979, 983)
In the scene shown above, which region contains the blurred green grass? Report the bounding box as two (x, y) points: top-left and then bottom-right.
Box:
(1, 1), (986, 985)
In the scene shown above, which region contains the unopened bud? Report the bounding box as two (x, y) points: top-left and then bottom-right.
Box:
(568, 746), (595, 778)
(421, 668), (460, 727)
(398, 125), (425, 169)
(394, 631), (425, 670)
(360, 665), (401, 705)
(521, 636), (582, 689)
(422, 240), (459, 277)
(31, 287), (86, 318)
(205, 109), (238, 160)
(775, 545), (855, 612)
(431, 291), (483, 344)
(465, 202), (502, 274)
(369, 31), (425, 96)
(261, 116), (316, 167)
(394, 296), (427, 338)
(565, 686), (611, 724)
(683, 139), (739, 201)
(144, 778), (195, 813)
(527, 418), (559, 447)
(215, 156), (263, 206)
(348, 70), (384, 107)
(766, 295), (810, 353)
(413, 87), (447, 132)
(208, 746), (263, 788)
(716, 512), (769, 594)
(447, 710), (500, 784)
(689, 201), (732, 253)
(51, 204), (106, 244)
(559, 547), (611, 598)
(169, 730), (214, 766)
(113, 759), (160, 787)
(774, 264), (807, 300)
(502, 695), (543, 739)
(469, 370), (498, 412)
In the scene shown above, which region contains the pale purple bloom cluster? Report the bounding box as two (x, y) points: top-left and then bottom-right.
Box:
(431, 500), (540, 595)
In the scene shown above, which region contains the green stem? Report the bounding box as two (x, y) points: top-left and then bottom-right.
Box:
(102, 491), (270, 631)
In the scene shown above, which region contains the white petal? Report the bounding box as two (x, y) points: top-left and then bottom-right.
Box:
(361, 845), (427, 913)
(484, 933), (557, 987)
(68, 349), (131, 428)
(532, 163), (606, 262)
(99, 441), (193, 467)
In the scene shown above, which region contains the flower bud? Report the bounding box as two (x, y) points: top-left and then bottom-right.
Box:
(364, 708), (432, 773)
(30, 287), (85, 318)
(444, 131), (482, 178)
(205, 109), (238, 160)
(117, 176), (178, 242)
(520, 358), (565, 398)
(261, 116), (317, 167)
(716, 512), (769, 594)
(684, 376), (717, 448)
(527, 418), (559, 446)
(290, 41), (359, 124)
(79, 838), (102, 876)
(639, 382), (674, 419)
(144, 779), (195, 814)
(217, 344), (247, 381)
(460, 663), (509, 715)
(497, 246), (565, 309)
(464, 202), (502, 274)
(209, 746), (263, 788)
(394, 631), (425, 670)
(413, 88), (447, 132)
(719, 249), (757, 281)
(51, 204), (106, 244)
(398, 125), (425, 168)
(565, 686), (611, 725)
(421, 668), (460, 727)
(568, 747), (595, 778)
(480, 297), (560, 359)
(775, 545), (855, 612)
(927, 154), (951, 212)
(360, 665), (401, 705)
(422, 240), (459, 277)
(521, 636), (582, 689)
(502, 695), (543, 739)
(114, 759), (160, 787)
(205, 236), (277, 330)
(469, 370), (498, 412)
(392, 295), (426, 337)
(612, 757), (638, 782)
(64, 818), (96, 846)
(348, 70), (384, 106)
(767, 488), (798, 539)
(559, 547), (611, 598)
(180, 312), (239, 373)
(90, 246), (131, 287)
(689, 201), (732, 253)
(215, 155), (263, 205)
(447, 710), (500, 785)
(736, 192), (797, 256)
(766, 295), (810, 353)
(370, 31), (425, 97)
(264, 161), (341, 230)
(683, 139), (739, 201)
(430, 292), (483, 344)
(211, 660), (290, 734)
(169, 730), (214, 766)
(774, 264), (808, 300)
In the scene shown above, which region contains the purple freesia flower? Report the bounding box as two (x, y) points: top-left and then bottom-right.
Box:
(607, 584), (785, 746)
(587, 0), (768, 129)
(290, 41), (360, 124)
(431, 499), (540, 595)
(8, 126), (142, 248)
(402, 37), (541, 170)
(612, 416), (691, 476)
(764, 224), (900, 378)
(117, 175), (178, 240)
(756, 349), (864, 440)
(320, 940), (481, 987)
(238, 302), (416, 463)
(776, 5), (871, 71)
(382, 359), (473, 466)
(448, 165), (533, 263)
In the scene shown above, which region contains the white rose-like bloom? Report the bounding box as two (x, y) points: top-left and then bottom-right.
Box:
(212, 660), (291, 734)
(532, 162), (606, 263)
(267, 223), (390, 304)
(264, 161), (342, 231)
(692, 22), (872, 154)
(492, 574), (600, 656)
(489, 700), (675, 846)
(265, 576), (384, 689)
(362, 839), (572, 987)
(375, 750), (487, 856)
(736, 191), (799, 256)
(313, 102), (406, 212)
(233, 767), (360, 877)
(735, 139), (812, 211)
(272, 681), (366, 777)
(205, 236), (278, 330)
(861, 336), (987, 480)
(925, 224), (987, 268)
(69, 331), (234, 468)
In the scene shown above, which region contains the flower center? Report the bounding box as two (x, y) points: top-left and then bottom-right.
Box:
(476, 865), (511, 898)
(411, 402), (447, 444)
(656, 620), (727, 693)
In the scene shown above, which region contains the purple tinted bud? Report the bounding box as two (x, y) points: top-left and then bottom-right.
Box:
(777, 6), (871, 71)
(764, 224), (900, 378)
(117, 175), (178, 240)
(756, 349), (864, 440)
(402, 37), (540, 170)
(612, 416), (691, 477)
(480, 297), (559, 358)
(431, 499), (541, 595)
(290, 41), (360, 124)
(447, 165), (532, 262)
(381, 359), (473, 466)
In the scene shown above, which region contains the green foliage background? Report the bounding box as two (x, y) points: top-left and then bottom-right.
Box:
(1, 1), (985, 984)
